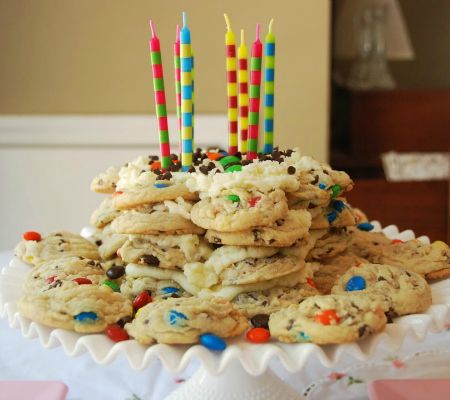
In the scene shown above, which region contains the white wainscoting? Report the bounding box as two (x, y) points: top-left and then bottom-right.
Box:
(0, 115), (227, 249)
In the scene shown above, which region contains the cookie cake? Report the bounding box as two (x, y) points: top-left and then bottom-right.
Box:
(10, 13), (450, 348)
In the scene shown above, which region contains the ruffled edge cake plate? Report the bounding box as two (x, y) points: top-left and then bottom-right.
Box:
(1, 222), (450, 399)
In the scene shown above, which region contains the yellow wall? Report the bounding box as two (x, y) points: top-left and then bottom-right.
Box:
(0, 0), (330, 161)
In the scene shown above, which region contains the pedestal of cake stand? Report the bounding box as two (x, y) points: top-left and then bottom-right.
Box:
(165, 360), (303, 400)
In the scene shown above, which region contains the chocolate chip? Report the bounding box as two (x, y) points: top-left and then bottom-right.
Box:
(286, 318), (295, 330)
(241, 159), (253, 166)
(117, 315), (133, 328)
(234, 152), (242, 159)
(95, 240), (102, 246)
(207, 162), (215, 170)
(188, 166), (196, 173)
(211, 242), (223, 249)
(275, 219), (285, 226)
(163, 172), (172, 180)
(312, 175), (319, 184)
(358, 324), (368, 337)
(170, 153), (178, 160)
(287, 166), (296, 175)
(385, 308), (398, 323)
(377, 276), (387, 282)
(87, 260), (95, 266)
(140, 255), (160, 266)
(149, 155), (159, 161)
(106, 265), (125, 280)
(250, 314), (269, 329)
(199, 166), (209, 175)
(152, 169), (162, 176)
(285, 149), (293, 156)
(195, 147), (202, 154)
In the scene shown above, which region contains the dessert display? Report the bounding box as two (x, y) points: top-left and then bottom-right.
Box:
(5, 12), (450, 351)
(12, 148), (450, 347)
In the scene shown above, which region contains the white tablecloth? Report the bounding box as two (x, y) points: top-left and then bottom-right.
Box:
(2, 250), (450, 400)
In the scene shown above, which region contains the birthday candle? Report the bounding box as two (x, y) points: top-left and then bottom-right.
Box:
(149, 20), (171, 169)
(174, 25), (182, 153)
(191, 46), (195, 144)
(238, 29), (248, 154)
(247, 24), (263, 160)
(224, 14), (238, 155)
(180, 12), (193, 171)
(263, 19), (275, 154)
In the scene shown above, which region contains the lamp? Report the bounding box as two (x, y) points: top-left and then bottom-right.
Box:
(333, 0), (414, 89)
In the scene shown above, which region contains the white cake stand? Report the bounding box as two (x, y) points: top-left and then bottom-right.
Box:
(1, 223), (450, 400)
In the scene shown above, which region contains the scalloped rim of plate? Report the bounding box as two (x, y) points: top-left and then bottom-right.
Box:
(1, 222), (449, 375)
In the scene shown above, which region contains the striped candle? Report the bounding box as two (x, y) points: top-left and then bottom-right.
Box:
(174, 25), (182, 152)
(238, 29), (248, 154)
(263, 19), (275, 154)
(191, 46), (195, 144)
(224, 14), (238, 155)
(180, 12), (193, 171)
(247, 24), (263, 160)
(149, 20), (171, 169)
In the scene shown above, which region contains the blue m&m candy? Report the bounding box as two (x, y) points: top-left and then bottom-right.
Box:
(199, 333), (227, 351)
(318, 183), (326, 190)
(161, 287), (179, 295)
(327, 210), (337, 223)
(74, 311), (98, 323)
(154, 183), (169, 189)
(357, 222), (374, 231)
(332, 200), (346, 212)
(345, 276), (366, 291)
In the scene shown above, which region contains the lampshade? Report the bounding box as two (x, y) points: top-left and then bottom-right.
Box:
(334, 0), (414, 60)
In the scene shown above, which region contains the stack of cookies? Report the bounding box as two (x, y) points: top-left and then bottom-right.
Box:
(12, 147), (450, 347)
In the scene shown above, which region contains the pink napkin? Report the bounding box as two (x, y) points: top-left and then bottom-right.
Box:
(0, 381), (68, 400)
(368, 379), (450, 400)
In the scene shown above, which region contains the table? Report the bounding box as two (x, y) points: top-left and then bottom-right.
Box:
(2, 250), (450, 400)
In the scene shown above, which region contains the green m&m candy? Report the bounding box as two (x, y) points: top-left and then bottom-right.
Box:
(219, 156), (242, 173)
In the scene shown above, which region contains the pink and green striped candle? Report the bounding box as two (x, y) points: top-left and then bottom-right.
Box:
(247, 24), (262, 160)
(149, 19), (171, 169)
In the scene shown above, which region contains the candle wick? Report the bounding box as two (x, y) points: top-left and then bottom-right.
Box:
(176, 25), (180, 41)
(149, 19), (156, 37)
(241, 29), (244, 44)
(269, 18), (274, 33)
(182, 11), (187, 27)
(256, 23), (260, 40)
(224, 14), (231, 31)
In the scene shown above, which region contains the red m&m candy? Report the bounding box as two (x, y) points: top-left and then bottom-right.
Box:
(306, 278), (316, 288)
(391, 239), (404, 244)
(315, 309), (340, 325)
(246, 327), (270, 343)
(105, 324), (129, 342)
(248, 197), (261, 207)
(133, 291), (152, 310)
(72, 277), (92, 285)
(23, 231), (41, 241)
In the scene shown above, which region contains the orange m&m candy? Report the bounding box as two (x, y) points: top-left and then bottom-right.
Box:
(23, 231), (41, 241)
(246, 327), (270, 343)
(315, 309), (340, 325)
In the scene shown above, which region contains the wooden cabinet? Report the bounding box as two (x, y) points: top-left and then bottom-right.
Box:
(331, 88), (450, 241)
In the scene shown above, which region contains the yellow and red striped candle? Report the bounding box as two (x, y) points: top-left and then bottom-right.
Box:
(263, 19), (275, 154)
(224, 14), (238, 155)
(180, 12), (193, 170)
(149, 20), (171, 169)
(247, 24), (263, 160)
(174, 25), (182, 152)
(238, 29), (248, 154)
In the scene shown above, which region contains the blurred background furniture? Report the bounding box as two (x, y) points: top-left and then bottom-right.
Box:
(330, 88), (450, 242)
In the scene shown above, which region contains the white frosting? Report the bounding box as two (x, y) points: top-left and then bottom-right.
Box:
(183, 246), (279, 289)
(125, 263), (201, 295)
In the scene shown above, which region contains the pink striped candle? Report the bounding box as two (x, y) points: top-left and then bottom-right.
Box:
(247, 24), (262, 160)
(174, 25), (182, 153)
(149, 20), (171, 169)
